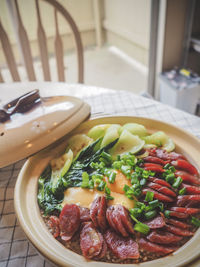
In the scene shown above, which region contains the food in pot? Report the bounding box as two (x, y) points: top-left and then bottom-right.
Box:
(38, 123), (200, 263)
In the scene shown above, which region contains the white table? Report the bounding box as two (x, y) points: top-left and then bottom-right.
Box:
(0, 82), (200, 267)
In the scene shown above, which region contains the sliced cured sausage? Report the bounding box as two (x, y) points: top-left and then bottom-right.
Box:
(147, 230), (182, 244)
(59, 204), (80, 241)
(165, 225), (194, 236)
(48, 216), (60, 238)
(177, 195), (200, 207)
(152, 149), (185, 161)
(79, 207), (91, 222)
(146, 182), (176, 197)
(166, 218), (191, 229)
(144, 216), (166, 229)
(118, 205), (134, 234)
(175, 171), (200, 185)
(80, 222), (104, 259)
(143, 156), (167, 165)
(104, 229), (139, 259)
(148, 177), (172, 188)
(90, 197), (100, 228)
(181, 183), (200, 194)
(168, 210), (189, 219)
(143, 163), (164, 173)
(170, 207), (200, 215)
(97, 196), (107, 230)
(106, 206), (119, 234)
(112, 206), (129, 237)
(142, 188), (174, 202)
(171, 160), (198, 176)
(138, 238), (176, 255)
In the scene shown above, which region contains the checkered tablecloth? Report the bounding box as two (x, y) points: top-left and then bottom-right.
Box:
(0, 83), (200, 267)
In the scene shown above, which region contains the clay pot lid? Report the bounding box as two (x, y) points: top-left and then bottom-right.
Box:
(0, 89), (90, 168)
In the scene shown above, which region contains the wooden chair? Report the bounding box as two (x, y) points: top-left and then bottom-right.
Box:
(0, 0), (84, 83)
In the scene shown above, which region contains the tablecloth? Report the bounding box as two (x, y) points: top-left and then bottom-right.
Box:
(0, 83), (200, 267)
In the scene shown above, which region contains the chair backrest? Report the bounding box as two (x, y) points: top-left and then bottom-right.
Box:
(0, 0), (84, 83)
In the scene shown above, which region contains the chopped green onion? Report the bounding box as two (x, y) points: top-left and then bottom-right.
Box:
(129, 208), (142, 218)
(101, 151), (112, 162)
(131, 174), (139, 185)
(95, 178), (101, 184)
(172, 176), (182, 189)
(165, 173), (175, 184)
(158, 202), (164, 212)
(179, 187), (186, 195)
(140, 178), (147, 186)
(121, 165), (132, 176)
(164, 210), (171, 218)
(149, 199), (159, 209)
(105, 185), (114, 200)
(145, 191), (154, 202)
(104, 168), (111, 176)
(112, 161), (122, 169)
(142, 170), (150, 179)
(88, 179), (94, 189)
(164, 163), (171, 169)
(81, 172), (89, 188)
(97, 180), (106, 191)
(137, 159), (144, 165)
(144, 210), (157, 220)
(191, 216), (200, 227)
(134, 222), (150, 235)
(169, 166), (176, 172)
(135, 166), (143, 174)
(133, 188), (142, 197)
(92, 173), (103, 182)
(136, 201), (146, 211)
(109, 171), (116, 183)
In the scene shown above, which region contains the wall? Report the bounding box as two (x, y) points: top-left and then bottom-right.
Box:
(103, 0), (150, 66)
(0, 0), (96, 64)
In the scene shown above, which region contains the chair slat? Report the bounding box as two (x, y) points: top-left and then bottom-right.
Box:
(0, 69), (4, 83)
(54, 9), (65, 82)
(35, 0), (51, 81)
(14, 0), (36, 81)
(0, 20), (20, 82)
(44, 0), (84, 83)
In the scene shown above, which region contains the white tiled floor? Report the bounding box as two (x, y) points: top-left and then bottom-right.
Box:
(1, 46), (148, 95)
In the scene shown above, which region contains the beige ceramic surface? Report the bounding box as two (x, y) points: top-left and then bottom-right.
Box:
(14, 116), (200, 267)
(0, 95), (90, 168)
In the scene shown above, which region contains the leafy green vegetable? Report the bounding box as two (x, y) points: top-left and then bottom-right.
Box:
(38, 138), (118, 214)
(37, 166), (62, 215)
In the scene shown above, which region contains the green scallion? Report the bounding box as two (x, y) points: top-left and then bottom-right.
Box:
(105, 184), (114, 200)
(164, 163), (171, 169)
(121, 165), (132, 176)
(134, 222), (150, 235)
(145, 191), (154, 202)
(191, 216), (200, 227)
(97, 180), (106, 191)
(172, 176), (183, 189)
(144, 210), (157, 220)
(101, 151), (112, 163)
(165, 173), (175, 184)
(112, 161), (123, 170)
(129, 208), (142, 218)
(149, 199), (159, 209)
(81, 172), (89, 188)
(108, 171), (116, 183)
(179, 187), (186, 195)
(164, 210), (171, 218)
(140, 178), (147, 186)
